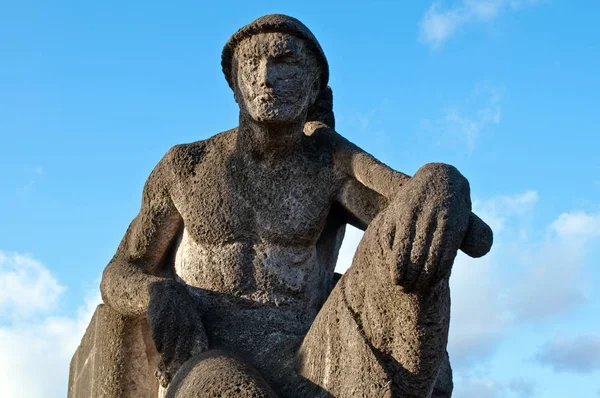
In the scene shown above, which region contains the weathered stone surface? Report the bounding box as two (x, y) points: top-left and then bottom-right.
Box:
(298, 163), (470, 397)
(71, 13), (493, 398)
(166, 351), (278, 398)
(68, 304), (160, 398)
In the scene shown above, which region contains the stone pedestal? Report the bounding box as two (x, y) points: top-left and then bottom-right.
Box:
(68, 304), (161, 398)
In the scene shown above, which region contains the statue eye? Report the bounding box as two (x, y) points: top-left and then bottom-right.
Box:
(273, 53), (300, 65)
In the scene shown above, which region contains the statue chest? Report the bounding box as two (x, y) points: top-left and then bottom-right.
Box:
(171, 157), (340, 246)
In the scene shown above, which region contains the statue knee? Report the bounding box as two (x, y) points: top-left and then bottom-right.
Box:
(165, 350), (278, 398)
(412, 163), (469, 196)
(414, 162), (458, 179)
(395, 162), (471, 221)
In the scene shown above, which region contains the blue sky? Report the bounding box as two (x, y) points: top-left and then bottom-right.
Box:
(1, 1), (599, 397)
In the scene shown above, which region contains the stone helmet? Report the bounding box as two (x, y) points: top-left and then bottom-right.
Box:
(221, 14), (335, 128)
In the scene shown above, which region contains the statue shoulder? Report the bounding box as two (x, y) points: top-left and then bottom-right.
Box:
(164, 128), (236, 172)
(303, 121), (348, 154)
(156, 127), (237, 185)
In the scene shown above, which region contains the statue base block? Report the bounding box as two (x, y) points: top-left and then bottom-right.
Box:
(68, 304), (162, 398)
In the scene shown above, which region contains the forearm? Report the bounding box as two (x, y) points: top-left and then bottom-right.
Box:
(341, 147), (409, 200)
(307, 122), (493, 257)
(100, 258), (169, 317)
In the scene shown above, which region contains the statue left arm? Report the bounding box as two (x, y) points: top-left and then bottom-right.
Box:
(305, 121), (493, 260)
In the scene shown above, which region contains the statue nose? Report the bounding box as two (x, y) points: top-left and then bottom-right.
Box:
(257, 59), (273, 88)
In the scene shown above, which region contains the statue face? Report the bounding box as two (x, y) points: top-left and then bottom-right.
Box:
(234, 32), (320, 124)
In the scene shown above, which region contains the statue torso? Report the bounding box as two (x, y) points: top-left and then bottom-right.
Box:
(166, 128), (345, 360)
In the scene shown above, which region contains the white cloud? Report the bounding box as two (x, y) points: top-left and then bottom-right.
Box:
(472, 189), (538, 233)
(0, 251), (101, 398)
(509, 211), (600, 321)
(449, 191), (536, 366)
(0, 252), (64, 319)
(508, 242), (587, 321)
(449, 251), (510, 366)
(449, 192), (600, 369)
(535, 335), (600, 373)
(419, 0), (545, 48)
(551, 211), (600, 249)
(419, 3), (465, 49)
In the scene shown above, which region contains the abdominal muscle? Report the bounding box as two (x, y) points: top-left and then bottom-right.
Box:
(172, 228), (333, 364)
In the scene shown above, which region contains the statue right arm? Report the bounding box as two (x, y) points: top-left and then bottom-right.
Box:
(100, 146), (183, 317)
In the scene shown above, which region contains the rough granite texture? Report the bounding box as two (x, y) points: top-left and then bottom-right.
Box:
(70, 14), (493, 398)
(68, 304), (160, 398)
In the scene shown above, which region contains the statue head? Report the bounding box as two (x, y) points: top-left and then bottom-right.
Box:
(222, 14), (335, 128)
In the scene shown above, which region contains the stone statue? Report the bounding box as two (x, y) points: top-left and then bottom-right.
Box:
(70, 14), (493, 398)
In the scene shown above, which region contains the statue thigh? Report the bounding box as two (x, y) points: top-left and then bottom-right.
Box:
(164, 350), (278, 398)
(296, 207), (454, 398)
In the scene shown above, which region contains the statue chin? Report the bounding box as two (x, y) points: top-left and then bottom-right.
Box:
(245, 102), (308, 125)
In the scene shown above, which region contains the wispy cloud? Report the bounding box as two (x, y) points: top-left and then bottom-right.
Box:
(419, 0), (545, 49)
(0, 251), (101, 398)
(534, 335), (600, 373)
(452, 375), (537, 398)
(422, 83), (503, 153)
(336, 99), (394, 162)
(453, 376), (504, 398)
(449, 193), (600, 367)
(445, 84), (502, 152)
(508, 378), (536, 398)
(16, 166), (44, 196)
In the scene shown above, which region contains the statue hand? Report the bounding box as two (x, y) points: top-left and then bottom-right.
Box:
(383, 163), (471, 293)
(461, 212), (493, 258)
(147, 279), (208, 387)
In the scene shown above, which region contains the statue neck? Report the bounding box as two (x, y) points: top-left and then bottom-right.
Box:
(236, 113), (305, 161)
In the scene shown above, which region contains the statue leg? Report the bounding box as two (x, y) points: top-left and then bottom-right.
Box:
(432, 350), (453, 398)
(165, 350), (279, 398)
(298, 206), (453, 398)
